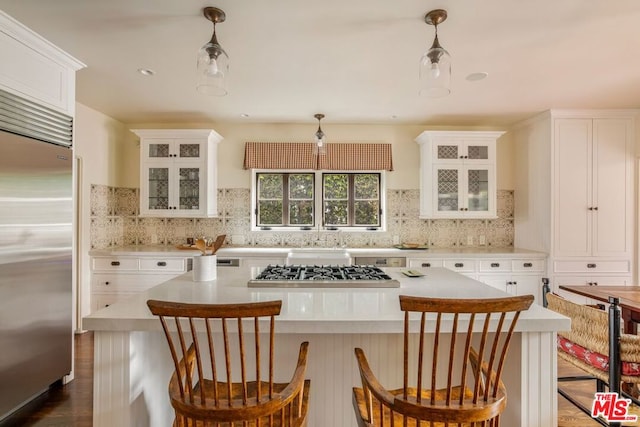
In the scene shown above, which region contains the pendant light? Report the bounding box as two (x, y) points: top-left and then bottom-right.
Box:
(196, 7), (229, 96)
(313, 113), (326, 156)
(419, 9), (451, 98)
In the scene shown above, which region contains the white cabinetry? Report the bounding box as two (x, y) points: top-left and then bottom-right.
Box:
(513, 111), (635, 292)
(554, 118), (633, 258)
(133, 129), (223, 218)
(90, 255), (191, 312)
(0, 11), (84, 115)
(407, 255), (546, 304)
(415, 131), (504, 218)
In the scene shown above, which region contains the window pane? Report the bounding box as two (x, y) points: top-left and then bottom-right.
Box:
(355, 201), (379, 225)
(289, 200), (314, 225)
(258, 174), (283, 199)
(289, 174), (313, 199)
(323, 174), (348, 199)
(324, 201), (348, 225)
(354, 174), (379, 199)
(258, 200), (283, 225)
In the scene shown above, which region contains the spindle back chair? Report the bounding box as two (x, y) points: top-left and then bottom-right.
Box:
(147, 299), (310, 427)
(353, 294), (534, 427)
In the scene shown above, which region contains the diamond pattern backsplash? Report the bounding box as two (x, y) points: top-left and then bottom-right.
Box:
(89, 185), (514, 249)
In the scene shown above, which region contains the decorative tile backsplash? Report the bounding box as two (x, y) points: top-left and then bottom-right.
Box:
(89, 185), (514, 250)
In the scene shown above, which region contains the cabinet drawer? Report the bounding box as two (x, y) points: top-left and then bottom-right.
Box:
(553, 260), (630, 274)
(478, 260), (511, 273)
(512, 259), (545, 272)
(408, 259), (444, 268)
(443, 259), (476, 273)
(139, 258), (187, 272)
(92, 257), (139, 271)
(92, 293), (135, 312)
(91, 274), (174, 292)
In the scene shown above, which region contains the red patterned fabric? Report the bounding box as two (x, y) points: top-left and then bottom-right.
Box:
(557, 335), (640, 376)
(243, 142), (393, 171)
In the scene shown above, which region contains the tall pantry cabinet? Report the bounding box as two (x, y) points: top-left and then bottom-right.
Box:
(513, 110), (637, 302)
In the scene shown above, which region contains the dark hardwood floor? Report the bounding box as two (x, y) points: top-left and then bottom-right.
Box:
(0, 331), (636, 426)
(0, 332), (93, 427)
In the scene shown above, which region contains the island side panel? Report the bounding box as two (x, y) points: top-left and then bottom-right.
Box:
(92, 330), (555, 427)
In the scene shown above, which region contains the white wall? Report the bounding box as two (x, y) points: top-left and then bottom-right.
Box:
(74, 103), (137, 328)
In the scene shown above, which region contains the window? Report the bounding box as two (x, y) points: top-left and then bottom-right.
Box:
(323, 173), (380, 227)
(254, 171), (383, 230)
(257, 173), (314, 226)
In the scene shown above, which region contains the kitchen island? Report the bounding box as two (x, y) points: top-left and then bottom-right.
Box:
(84, 266), (568, 427)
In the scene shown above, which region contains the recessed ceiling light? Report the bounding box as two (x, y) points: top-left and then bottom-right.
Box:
(390, 115), (398, 119)
(466, 72), (488, 82)
(137, 68), (155, 76)
(240, 113), (250, 118)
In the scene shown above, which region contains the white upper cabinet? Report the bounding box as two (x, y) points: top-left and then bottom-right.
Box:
(415, 131), (504, 219)
(133, 129), (223, 218)
(553, 117), (633, 258)
(0, 11), (85, 115)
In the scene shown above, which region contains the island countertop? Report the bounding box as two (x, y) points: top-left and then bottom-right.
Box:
(83, 266), (567, 333)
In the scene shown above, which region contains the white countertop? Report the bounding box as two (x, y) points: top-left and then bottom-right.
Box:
(89, 245), (547, 258)
(83, 266), (567, 333)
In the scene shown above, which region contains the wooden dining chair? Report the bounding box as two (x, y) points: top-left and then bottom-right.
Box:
(147, 299), (310, 427)
(353, 294), (534, 427)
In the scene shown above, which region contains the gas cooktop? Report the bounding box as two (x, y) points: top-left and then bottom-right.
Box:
(247, 265), (400, 288)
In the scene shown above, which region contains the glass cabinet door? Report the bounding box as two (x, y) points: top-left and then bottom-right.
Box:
(147, 167), (169, 210)
(432, 142), (490, 163)
(435, 168), (460, 212)
(147, 142), (171, 159)
(178, 167), (201, 211)
(176, 142), (202, 161)
(466, 167), (490, 212)
(465, 144), (489, 161)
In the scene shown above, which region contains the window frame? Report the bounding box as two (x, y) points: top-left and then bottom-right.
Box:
(251, 169), (386, 232)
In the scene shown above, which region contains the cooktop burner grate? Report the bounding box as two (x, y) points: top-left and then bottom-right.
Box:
(249, 265), (400, 288)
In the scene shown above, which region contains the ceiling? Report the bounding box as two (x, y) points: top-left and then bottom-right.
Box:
(1, 0), (639, 126)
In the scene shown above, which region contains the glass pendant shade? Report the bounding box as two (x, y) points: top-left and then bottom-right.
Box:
(312, 114), (326, 156)
(420, 9), (451, 98)
(197, 41), (229, 96)
(419, 42), (451, 97)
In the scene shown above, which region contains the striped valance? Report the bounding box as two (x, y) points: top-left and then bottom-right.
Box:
(243, 142), (393, 171)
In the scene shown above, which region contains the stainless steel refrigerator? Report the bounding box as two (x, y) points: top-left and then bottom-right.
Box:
(0, 130), (73, 420)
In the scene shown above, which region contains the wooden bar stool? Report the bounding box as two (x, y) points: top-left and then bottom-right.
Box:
(147, 299), (310, 426)
(352, 294), (533, 427)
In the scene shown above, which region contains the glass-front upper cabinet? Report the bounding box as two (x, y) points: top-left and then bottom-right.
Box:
(416, 131), (504, 219)
(133, 129), (223, 218)
(431, 140), (491, 164)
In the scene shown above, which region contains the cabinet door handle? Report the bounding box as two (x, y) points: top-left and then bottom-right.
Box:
(157, 261), (167, 267)
(587, 263), (597, 269)
(593, 207), (598, 211)
(490, 262), (500, 268)
(454, 263), (464, 268)
(110, 261), (120, 266)
(421, 263), (431, 267)
(105, 281), (110, 286)
(588, 207), (593, 211)
(523, 262), (533, 268)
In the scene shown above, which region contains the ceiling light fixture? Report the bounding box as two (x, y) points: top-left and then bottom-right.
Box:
(196, 7), (229, 96)
(313, 113), (326, 156)
(419, 9), (451, 98)
(137, 68), (155, 76)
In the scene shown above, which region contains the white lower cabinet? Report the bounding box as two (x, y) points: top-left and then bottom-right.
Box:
(408, 255), (546, 304)
(90, 255), (192, 312)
